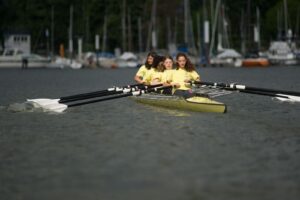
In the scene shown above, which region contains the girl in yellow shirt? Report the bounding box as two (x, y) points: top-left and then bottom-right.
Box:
(142, 55), (164, 85)
(171, 52), (200, 98)
(150, 55), (174, 94)
(134, 52), (157, 84)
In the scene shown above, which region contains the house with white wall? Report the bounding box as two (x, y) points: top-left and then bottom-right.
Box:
(3, 32), (31, 54)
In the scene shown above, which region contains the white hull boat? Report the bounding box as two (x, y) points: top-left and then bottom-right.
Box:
(0, 49), (50, 68)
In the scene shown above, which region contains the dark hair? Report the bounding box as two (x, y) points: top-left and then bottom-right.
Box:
(157, 61), (165, 72)
(145, 51), (157, 69)
(175, 52), (195, 72)
(152, 55), (165, 69)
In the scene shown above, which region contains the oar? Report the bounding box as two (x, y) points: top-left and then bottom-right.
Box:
(59, 83), (143, 102)
(59, 83), (162, 103)
(27, 83), (143, 105)
(34, 85), (172, 113)
(236, 90), (300, 102)
(192, 81), (300, 96)
(27, 83), (163, 108)
(191, 81), (300, 102)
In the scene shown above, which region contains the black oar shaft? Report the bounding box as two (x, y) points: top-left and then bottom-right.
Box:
(59, 83), (162, 103)
(66, 85), (172, 108)
(67, 93), (135, 107)
(238, 90), (289, 98)
(193, 81), (300, 96)
(60, 83), (143, 101)
(60, 90), (110, 101)
(59, 90), (123, 103)
(238, 86), (300, 96)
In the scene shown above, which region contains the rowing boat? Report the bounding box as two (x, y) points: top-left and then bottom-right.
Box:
(26, 81), (299, 114)
(131, 93), (227, 113)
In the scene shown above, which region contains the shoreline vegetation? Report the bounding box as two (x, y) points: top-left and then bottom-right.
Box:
(1, 0), (299, 54)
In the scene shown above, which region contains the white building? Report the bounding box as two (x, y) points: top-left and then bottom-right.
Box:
(4, 32), (31, 54)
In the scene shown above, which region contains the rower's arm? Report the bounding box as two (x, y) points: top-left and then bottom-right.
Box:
(134, 75), (145, 84)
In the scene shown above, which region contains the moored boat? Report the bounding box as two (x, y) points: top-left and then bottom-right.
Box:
(0, 49), (51, 68)
(242, 58), (269, 67)
(131, 93), (226, 113)
(210, 49), (243, 67)
(267, 41), (297, 65)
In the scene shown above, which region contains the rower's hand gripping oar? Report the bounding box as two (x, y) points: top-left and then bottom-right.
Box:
(191, 81), (300, 102)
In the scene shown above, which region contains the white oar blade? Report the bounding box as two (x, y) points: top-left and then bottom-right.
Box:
(27, 98), (67, 113)
(42, 103), (68, 113)
(27, 98), (60, 105)
(275, 94), (300, 103)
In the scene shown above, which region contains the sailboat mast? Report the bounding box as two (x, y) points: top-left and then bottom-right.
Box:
(174, 17), (178, 46)
(122, 0), (127, 52)
(256, 7), (261, 51)
(85, 8), (90, 50)
(146, 0), (158, 51)
(184, 0), (188, 45)
(283, 0), (288, 39)
(138, 17), (142, 52)
(203, 0), (210, 65)
(51, 5), (54, 60)
(246, 0), (251, 52)
(210, 0), (214, 25)
(196, 13), (201, 56)
(240, 9), (246, 55)
(222, 4), (230, 49)
(167, 17), (171, 47)
(209, 0), (221, 57)
(296, 7), (300, 42)
(128, 8), (132, 52)
(277, 9), (281, 39)
(69, 5), (73, 59)
(152, 0), (157, 50)
(102, 16), (107, 52)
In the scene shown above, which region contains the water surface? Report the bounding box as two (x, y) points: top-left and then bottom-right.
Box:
(0, 67), (300, 200)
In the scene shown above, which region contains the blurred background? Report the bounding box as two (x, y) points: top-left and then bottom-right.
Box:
(0, 0), (300, 68)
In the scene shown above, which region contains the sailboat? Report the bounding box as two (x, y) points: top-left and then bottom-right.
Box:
(47, 5), (82, 69)
(266, 0), (297, 66)
(0, 48), (50, 68)
(267, 40), (297, 65)
(242, 6), (270, 67)
(209, 1), (243, 67)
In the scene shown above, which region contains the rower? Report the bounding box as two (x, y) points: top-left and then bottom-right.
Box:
(170, 52), (200, 98)
(144, 54), (164, 85)
(151, 55), (174, 94)
(134, 52), (157, 84)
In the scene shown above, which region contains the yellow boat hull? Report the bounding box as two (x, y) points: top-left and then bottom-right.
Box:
(132, 94), (226, 113)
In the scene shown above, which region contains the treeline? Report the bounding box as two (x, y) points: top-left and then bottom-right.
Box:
(0, 0), (299, 54)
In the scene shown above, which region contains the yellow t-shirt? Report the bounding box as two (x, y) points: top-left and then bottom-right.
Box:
(151, 70), (163, 82)
(150, 69), (174, 84)
(171, 68), (200, 90)
(161, 69), (174, 83)
(135, 65), (148, 78)
(142, 68), (156, 84)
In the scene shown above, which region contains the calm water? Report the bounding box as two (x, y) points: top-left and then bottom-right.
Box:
(0, 67), (300, 200)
